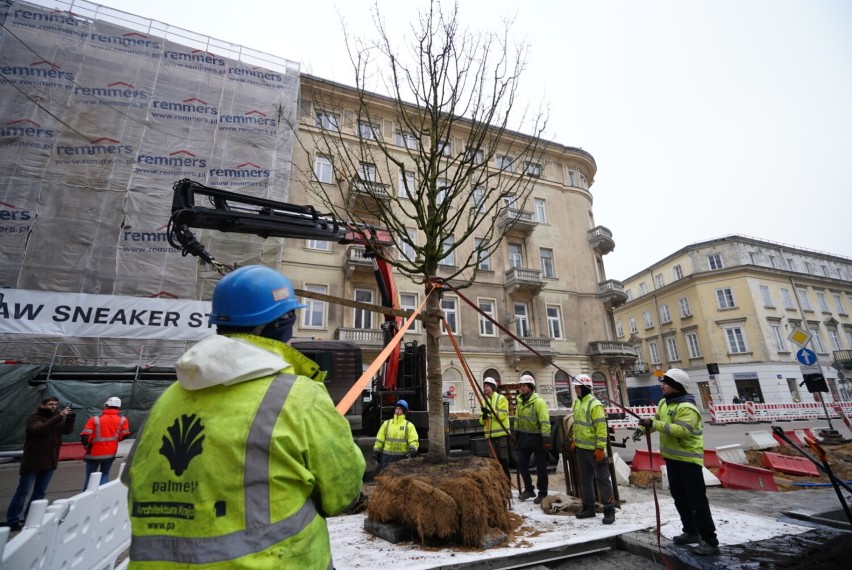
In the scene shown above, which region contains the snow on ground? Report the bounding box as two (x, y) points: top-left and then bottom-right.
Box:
(329, 489), (812, 570)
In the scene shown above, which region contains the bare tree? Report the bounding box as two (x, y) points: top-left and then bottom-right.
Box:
(297, 0), (547, 459)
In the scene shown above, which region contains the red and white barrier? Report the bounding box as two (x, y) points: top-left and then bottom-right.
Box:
(709, 401), (852, 424)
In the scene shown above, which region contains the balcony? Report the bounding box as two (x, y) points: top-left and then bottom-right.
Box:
(503, 337), (554, 361)
(504, 267), (545, 295)
(833, 350), (852, 371)
(588, 225), (615, 255)
(337, 327), (384, 348)
(625, 365), (651, 377)
(497, 208), (537, 237)
(345, 245), (373, 277)
(597, 279), (628, 308)
(347, 178), (391, 208)
(588, 341), (638, 367)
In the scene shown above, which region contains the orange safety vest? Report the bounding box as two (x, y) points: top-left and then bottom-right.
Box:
(81, 409), (130, 460)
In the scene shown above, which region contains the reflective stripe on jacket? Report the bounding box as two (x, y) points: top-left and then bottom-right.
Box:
(374, 415), (419, 456)
(514, 393), (551, 446)
(479, 392), (510, 439)
(81, 409), (129, 460)
(653, 399), (705, 466)
(571, 394), (608, 451)
(125, 335), (365, 569)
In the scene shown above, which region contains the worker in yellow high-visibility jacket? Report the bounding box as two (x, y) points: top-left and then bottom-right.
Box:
(479, 377), (510, 478)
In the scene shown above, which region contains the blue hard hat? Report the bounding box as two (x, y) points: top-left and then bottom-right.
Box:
(395, 400), (409, 412)
(209, 265), (306, 327)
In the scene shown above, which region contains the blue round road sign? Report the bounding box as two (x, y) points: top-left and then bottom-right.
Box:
(796, 348), (817, 366)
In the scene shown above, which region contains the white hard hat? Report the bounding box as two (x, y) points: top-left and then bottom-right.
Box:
(105, 397), (121, 408)
(572, 374), (593, 389)
(483, 377), (498, 388)
(662, 368), (690, 392)
(519, 374), (536, 386)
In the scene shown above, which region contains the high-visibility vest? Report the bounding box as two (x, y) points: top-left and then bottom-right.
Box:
(479, 392), (510, 439)
(81, 409), (129, 460)
(654, 399), (705, 466)
(571, 394), (608, 451)
(126, 344), (365, 569)
(374, 415), (419, 456)
(514, 393), (551, 442)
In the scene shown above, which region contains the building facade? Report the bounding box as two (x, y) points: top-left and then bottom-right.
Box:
(614, 235), (852, 409)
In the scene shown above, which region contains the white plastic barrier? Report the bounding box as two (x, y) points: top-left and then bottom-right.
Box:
(1, 464), (131, 570)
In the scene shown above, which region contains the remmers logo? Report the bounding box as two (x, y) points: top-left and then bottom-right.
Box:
(1, 119), (56, 139)
(74, 80), (149, 100)
(12, 8), (84, 28)
(228, 65), (283, 83)
(55, 136), (133, 156)
(0, 60), (73, 81)
(136, 149), (207, 169)
(161, 48), (226, 68)
(86, 31), (161, 51)
(123, 224), (170, 243)
(151, 97), (218, 115)
(218, 109), (276, 127)
(209, 162), (271, 179)
(0, 200), (33, 222)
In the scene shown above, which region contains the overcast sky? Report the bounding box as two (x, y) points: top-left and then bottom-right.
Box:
(89, 0), (852, 280)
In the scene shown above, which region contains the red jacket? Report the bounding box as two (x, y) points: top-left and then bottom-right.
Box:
(80, 409), (130, 460)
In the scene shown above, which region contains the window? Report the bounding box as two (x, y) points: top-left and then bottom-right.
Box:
(358, 162), (376, 182)
(787, 258), (795, 271)
(769, 255), (777, 268)
(838, 267), (847, 280)
(648, 341), (660, 364)
(472, 186), (485, 212)
(525, 162), (542, 177)
(749, 252), (758, 265)
(475, 238), (491, 271)
(399, 170), (416, 200)
(685, 332), (701, 358)
(579, 173), (588, 188)
(514, 303), (530, 337)
(781, 288), (795, 309)
(534, 198), (547, 223)
(655, 274), (665, 288)
(828, 328), (841, 351)
(629, 316), (638, 334)
(436, 178), (450, 205)
(673, 265), (683, 280)
(301, 284), (327, 328)
(478, 298), (496, 336)
(441, 297), (458, 334)
(567, 170), (577, 186)
(805, 262), (813, 274)
(508, 243), (523, 268)
(708, 254), (723, 270)
(353, 289), (374, 329)
(546, 306), (563, 339)
(395, 131), (419, 149)
(306, 239), (330, 251)
(809, 327), (826, 352)
(438, 139), (452, 157)
(797, 288), (812, 311)
(626, 290), (633, 302)
(615, 321), (624, 337)
(496, 154), (514, 172)
(821, 265), (830, 277)
(643, 310), (654, 328)
(678, 296), (692, 317)
(400, 293), (418, 332)
(314, 110), (339, 131)
(540, 248), (555, 278)
(440, 235), (455, 266)
(659, 304), (671, 324)
(834, 293), (846, 315)
(464, 147), (484, 165)
(760, 285), (774, 307)
(817, 292), (829, 312)
(716, 287), (735, 309)
(771, 324), (787, 352)
(724, 327), (748, 353)
(399, 228), (416, 262)
(639, 282), (648, 296)
(846, 327), (852, 346)
(358, 121), (380, 140)
(665, 337), (680, 362)
(314, 156), (333, 184)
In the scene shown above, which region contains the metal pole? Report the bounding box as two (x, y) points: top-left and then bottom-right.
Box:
(816, 392), (836, 432)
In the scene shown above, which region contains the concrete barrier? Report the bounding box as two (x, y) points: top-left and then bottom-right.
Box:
(745, 430), (778, 450)
(715, 444), (747, 464)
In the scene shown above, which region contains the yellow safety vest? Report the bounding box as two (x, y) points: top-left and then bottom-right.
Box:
(479, 392), (510, 439)
(654, 399), (705, 466)
(571, 394), (608, 451)
(373, 415), (419, 456)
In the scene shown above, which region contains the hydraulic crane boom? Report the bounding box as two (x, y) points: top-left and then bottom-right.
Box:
(167, 178), (402, 390)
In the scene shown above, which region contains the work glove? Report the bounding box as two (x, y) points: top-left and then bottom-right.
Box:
(543, 441), (552, 451)
(408, 447), (417, 459)
(371, 450), (381, 463)
(594, 448), (605, 463)
(569, 441), (576, 451)
(639, 418), (653, 429)
(632, 428), (644, 443)
(481, 407), (490, 419)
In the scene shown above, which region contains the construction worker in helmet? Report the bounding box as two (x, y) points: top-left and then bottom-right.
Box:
(123, 265), (365, 569)
(479, 377), (510, 478)
(570, 374), (616, 524)
(638, 368), (720, 556)
(372, 399), (420, 468)
(513, 374), (551, 503)
(80, 396), (129, 490)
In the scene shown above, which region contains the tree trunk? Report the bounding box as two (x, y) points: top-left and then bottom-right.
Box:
(424, 290), (447, 459)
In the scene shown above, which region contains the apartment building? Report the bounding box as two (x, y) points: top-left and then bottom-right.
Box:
(285, 75), (634, 412)
(614, 235), (852, 409)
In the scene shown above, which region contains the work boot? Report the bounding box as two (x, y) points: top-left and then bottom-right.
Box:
(672, 532), (701, 545)
(518, 489), (536, 501)
(602, 511), (615, 525)
(693, 541), (720, 556)
(534, 493), (547, 505)
(575, 508), (596, 519)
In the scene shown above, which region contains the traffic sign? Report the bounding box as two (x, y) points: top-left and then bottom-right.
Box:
(787, 327), (811, 349)
(796, 348), (817, 366)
